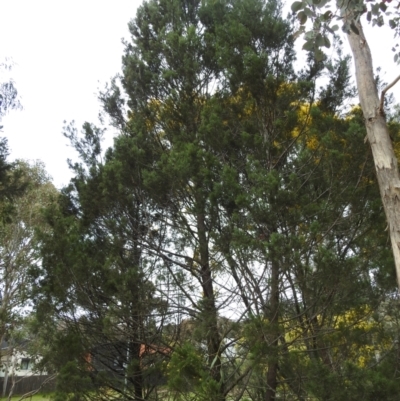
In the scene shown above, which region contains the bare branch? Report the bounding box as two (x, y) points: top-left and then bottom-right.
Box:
(17, 373), (57, 401)
(379, 74), (400, 114)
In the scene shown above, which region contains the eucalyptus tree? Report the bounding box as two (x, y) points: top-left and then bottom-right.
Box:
(0, 161), (57, 372)
(0, 58), (21, 126)
(0, 60), (24, 214)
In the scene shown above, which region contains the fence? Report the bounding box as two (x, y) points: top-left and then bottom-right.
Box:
(0, 374), (56, 396)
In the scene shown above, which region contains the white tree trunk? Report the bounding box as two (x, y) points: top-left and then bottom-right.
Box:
(347, 19), (400, 290)
(2, 352), (9, 398)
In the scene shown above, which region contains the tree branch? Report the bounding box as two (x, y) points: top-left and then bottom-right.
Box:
(17, 373), (57, 401)
(380, 74), (400, 114)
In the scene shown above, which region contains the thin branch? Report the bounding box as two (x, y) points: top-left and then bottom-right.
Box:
(379, 74), (400, 114)
(17, 373), (57, 401)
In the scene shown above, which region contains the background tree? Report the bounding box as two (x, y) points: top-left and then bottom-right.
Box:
(0, 58), (21, 129)
(201, 54), (397, 399)
(33, 123), (170, 401)
(0, 59), (24, 216)
(0, 161), (57, 398)
(0, 161), (56, 341)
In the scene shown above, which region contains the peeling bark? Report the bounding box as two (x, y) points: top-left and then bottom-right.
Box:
(346, 19), (400, 290)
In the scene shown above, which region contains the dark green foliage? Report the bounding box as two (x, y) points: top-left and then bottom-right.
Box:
(0, 138), (23, 209)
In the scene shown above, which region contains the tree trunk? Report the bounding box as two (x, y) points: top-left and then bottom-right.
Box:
(2, 353), (9, 398)
(265, 260), (280, 401)
(346, 19), (400, 290)
(126, 207), (144, 400)
(197, 210), (225, 401)
(130, 341), (143, 400)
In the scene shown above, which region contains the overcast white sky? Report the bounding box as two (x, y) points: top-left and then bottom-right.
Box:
(0, 1), (140, 187)
(1, 0), (399, 188)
